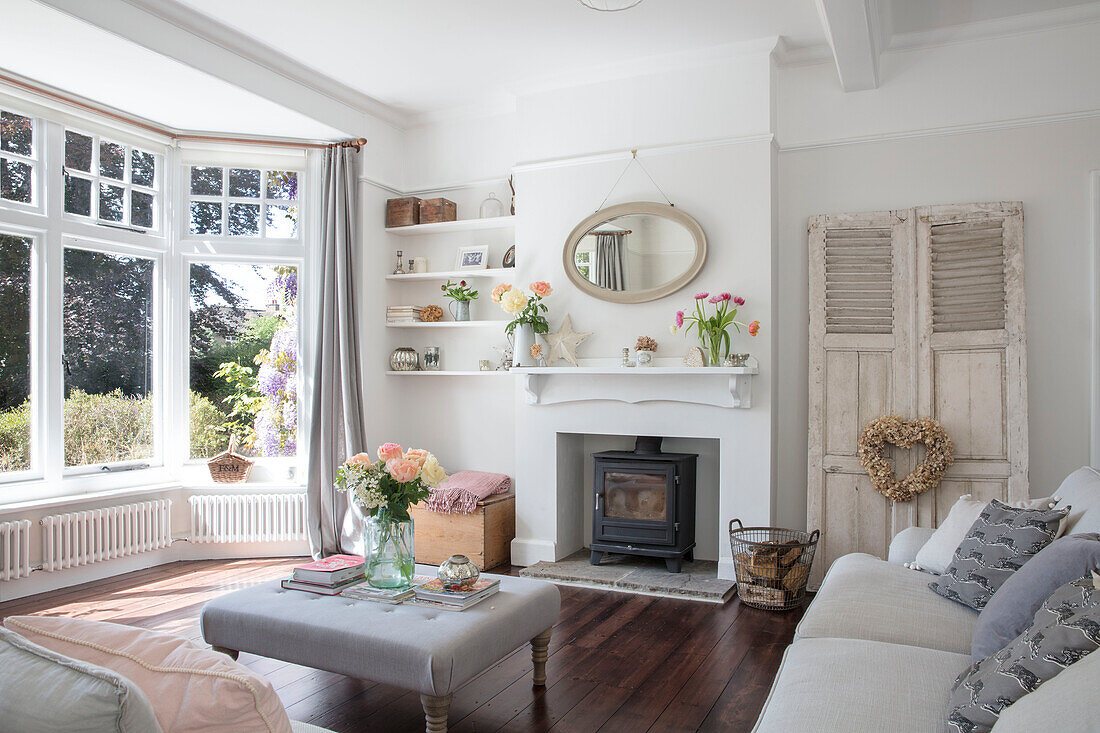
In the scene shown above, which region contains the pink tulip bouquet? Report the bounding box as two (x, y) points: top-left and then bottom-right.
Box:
(670, 292), (761, 365)
(335, 443), (447, 522)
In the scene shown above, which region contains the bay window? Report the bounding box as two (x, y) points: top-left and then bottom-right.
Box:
(0, 95), (313, 501)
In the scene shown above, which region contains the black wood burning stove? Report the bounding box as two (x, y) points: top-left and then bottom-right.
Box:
(590, 436), (697, 573)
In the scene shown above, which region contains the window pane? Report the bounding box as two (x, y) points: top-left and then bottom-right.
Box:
(189, 263), (298, 459)
(266, 171), (297, 200)
(65, 131), (92, 171)
(1, 159), (33, 203)
(0, 234), (31, 473)
(228, 203), (259, 236)
(190, 166), (222, 196)
(99, 141), (125, 180)
(131, 190), (154, 229)
(63, 249), (154, 467)
(265, 205), (298, 238)
(229, 168), (260, 198)
(189, 201), (222, 235)
(65, 175), (92, 216)
(0, 112), (33, 157)
(99, 183), (124, 222)
(131, 149), (156, 187)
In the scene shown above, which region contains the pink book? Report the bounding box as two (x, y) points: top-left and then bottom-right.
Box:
(293, 554), (365, 584)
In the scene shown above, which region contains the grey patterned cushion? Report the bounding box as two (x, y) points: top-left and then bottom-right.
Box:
(946, 574), (1100, 733)
(929, 499), (1068, 610)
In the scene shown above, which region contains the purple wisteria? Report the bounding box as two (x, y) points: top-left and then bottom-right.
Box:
(254, 269), (298, 457)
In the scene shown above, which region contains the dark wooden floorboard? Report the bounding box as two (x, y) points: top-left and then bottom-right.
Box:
(0, 558), (805, 732)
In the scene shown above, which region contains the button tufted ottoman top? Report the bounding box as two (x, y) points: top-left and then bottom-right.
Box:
(200, 566), (560, 697)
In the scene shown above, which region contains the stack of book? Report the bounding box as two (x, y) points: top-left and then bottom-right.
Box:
(386, 305), (424, 324)
(411, 577), (500, 611)
(281, 554), (365, 595)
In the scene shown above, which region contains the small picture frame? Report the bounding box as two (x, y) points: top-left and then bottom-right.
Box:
(502, 245), (516, 269)
(455, 245), (489, 270)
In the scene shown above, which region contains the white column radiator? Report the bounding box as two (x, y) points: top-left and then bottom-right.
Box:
(188, 494), (307, 544)
(40, 499), (173, 572)
(0, 519), (33, 581)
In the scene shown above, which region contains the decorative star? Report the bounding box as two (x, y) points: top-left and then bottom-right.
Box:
(544, 314), (591, 367)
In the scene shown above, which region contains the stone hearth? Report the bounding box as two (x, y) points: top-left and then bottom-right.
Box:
(519, 550), (736, 603)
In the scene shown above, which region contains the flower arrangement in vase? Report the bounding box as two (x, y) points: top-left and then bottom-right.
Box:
(441, 279), (478, 321)
(335, 443), (447, 588)
(493, 281), (552, 366)
(670, 292), (761, 366)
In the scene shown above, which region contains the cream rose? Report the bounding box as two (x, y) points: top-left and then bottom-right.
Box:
(420, 455), (447, 488)
(500, 287), (528, 314)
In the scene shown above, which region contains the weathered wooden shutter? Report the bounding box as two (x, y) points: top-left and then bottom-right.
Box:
(807, 202), (1027, 588)
(807, 210), (913, 587)
(911, 203), (1028, 528)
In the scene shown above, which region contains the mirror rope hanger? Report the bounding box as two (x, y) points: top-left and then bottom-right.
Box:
(595, 149), (674, 212)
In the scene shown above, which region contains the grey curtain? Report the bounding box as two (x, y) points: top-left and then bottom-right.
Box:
(594, 232), (625, 290)
(306, 147), (367, 558)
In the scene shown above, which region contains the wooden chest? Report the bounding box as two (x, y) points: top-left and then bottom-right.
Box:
(409, 492), (514, 570)
(419, 197), (457, 224)
(385, 196), (421, 227)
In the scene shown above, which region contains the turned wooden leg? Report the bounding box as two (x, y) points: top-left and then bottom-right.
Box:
(211, 645), (239, 660)
(421, 693), (452, 733)
(531, 628), (552, 687)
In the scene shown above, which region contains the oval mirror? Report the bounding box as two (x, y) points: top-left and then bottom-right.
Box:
(563, 202), (706, 303)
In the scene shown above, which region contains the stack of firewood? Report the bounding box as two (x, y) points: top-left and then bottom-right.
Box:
(734, 539), (811, 608)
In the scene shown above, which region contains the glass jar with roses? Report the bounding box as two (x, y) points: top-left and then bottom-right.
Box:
(335, 443), (447, 588)
(493, 281), (552, 367)
(670, 291), (761, 366)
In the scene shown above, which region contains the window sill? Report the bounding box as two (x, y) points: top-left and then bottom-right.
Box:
(0, 480), (306, 516)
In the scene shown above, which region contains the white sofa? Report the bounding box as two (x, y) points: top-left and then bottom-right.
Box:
(753, 467), (1100, 733)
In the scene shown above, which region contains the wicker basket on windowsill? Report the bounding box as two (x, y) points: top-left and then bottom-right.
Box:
(206, 435), (254, 484)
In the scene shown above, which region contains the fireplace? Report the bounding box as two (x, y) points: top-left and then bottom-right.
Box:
(590, 436), (697, 572)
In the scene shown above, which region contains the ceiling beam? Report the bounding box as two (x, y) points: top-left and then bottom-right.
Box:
(34, 0), (408, 134)
(814, 0), (880, 92)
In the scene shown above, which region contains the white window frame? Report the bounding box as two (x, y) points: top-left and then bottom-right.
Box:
(0, 105), (42, 215)
(183, 165), (301, 241)
(62, 126), (162, 233)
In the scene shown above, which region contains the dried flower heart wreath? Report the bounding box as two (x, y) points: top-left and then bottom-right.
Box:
(857, 416), (955, 502)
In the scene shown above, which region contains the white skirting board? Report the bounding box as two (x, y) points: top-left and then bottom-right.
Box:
(0, 538), (309, 603)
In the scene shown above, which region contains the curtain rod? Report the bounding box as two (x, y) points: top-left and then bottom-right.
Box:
(0, 71), (364, 151)
(587, 230), (632, 235)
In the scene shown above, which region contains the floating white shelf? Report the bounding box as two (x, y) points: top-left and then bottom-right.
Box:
(385, 216), (515, 236)
(385, 320), (505, 328)
(385, 268), (513, 282)
(386, 370), (510, 376)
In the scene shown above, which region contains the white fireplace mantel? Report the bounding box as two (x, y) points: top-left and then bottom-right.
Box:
(511, 359), (759, 409)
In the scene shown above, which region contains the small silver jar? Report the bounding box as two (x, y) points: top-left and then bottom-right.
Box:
(390, 347), (419, 371)
(438, 554), (480, 591)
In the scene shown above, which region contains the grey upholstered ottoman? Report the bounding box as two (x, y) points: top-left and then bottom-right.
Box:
(200, 566), (560, 732)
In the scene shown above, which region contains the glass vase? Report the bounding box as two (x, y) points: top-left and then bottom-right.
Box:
(363, 511), (415, 589)
(702, 331), (725, 367)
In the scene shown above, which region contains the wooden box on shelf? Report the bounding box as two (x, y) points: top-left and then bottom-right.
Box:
(386, 197), (421, 227)
(420, 197), (457, 224)
(409, 492), (515, 570)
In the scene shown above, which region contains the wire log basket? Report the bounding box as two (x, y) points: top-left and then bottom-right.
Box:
(729, 519), (820, 611)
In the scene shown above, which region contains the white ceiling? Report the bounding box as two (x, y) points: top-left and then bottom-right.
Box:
(172, 0), (826, 120)
(2, 0), (1099, 138)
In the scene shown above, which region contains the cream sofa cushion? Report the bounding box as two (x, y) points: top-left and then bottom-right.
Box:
(0, 626), (162, 732)
(5, 615), (292, 733)
(752, 638), (971, 733)
(795, 552), (977, 654)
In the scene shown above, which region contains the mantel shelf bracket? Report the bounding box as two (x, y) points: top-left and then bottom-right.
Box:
(517, 369), (755, 409)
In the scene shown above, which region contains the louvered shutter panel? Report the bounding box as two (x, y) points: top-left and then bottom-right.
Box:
(807, 211), (912, 588)
(913, 203), (1028, 528)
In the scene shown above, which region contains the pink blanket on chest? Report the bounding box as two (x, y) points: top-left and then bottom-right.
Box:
(426, 470), (511, 514)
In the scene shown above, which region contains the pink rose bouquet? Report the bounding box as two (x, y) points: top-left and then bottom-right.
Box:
(670, 291), (761, 365)
(497, 280), (552, 337)
(336, 443), (448, 521)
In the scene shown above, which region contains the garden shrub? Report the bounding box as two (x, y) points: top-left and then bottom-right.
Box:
(0, 401), (30, 472)
(63, 389), (153, 466)
(190, 391), (227, 458)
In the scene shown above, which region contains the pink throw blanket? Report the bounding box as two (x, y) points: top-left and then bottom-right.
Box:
(426, 470), (511, 514)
